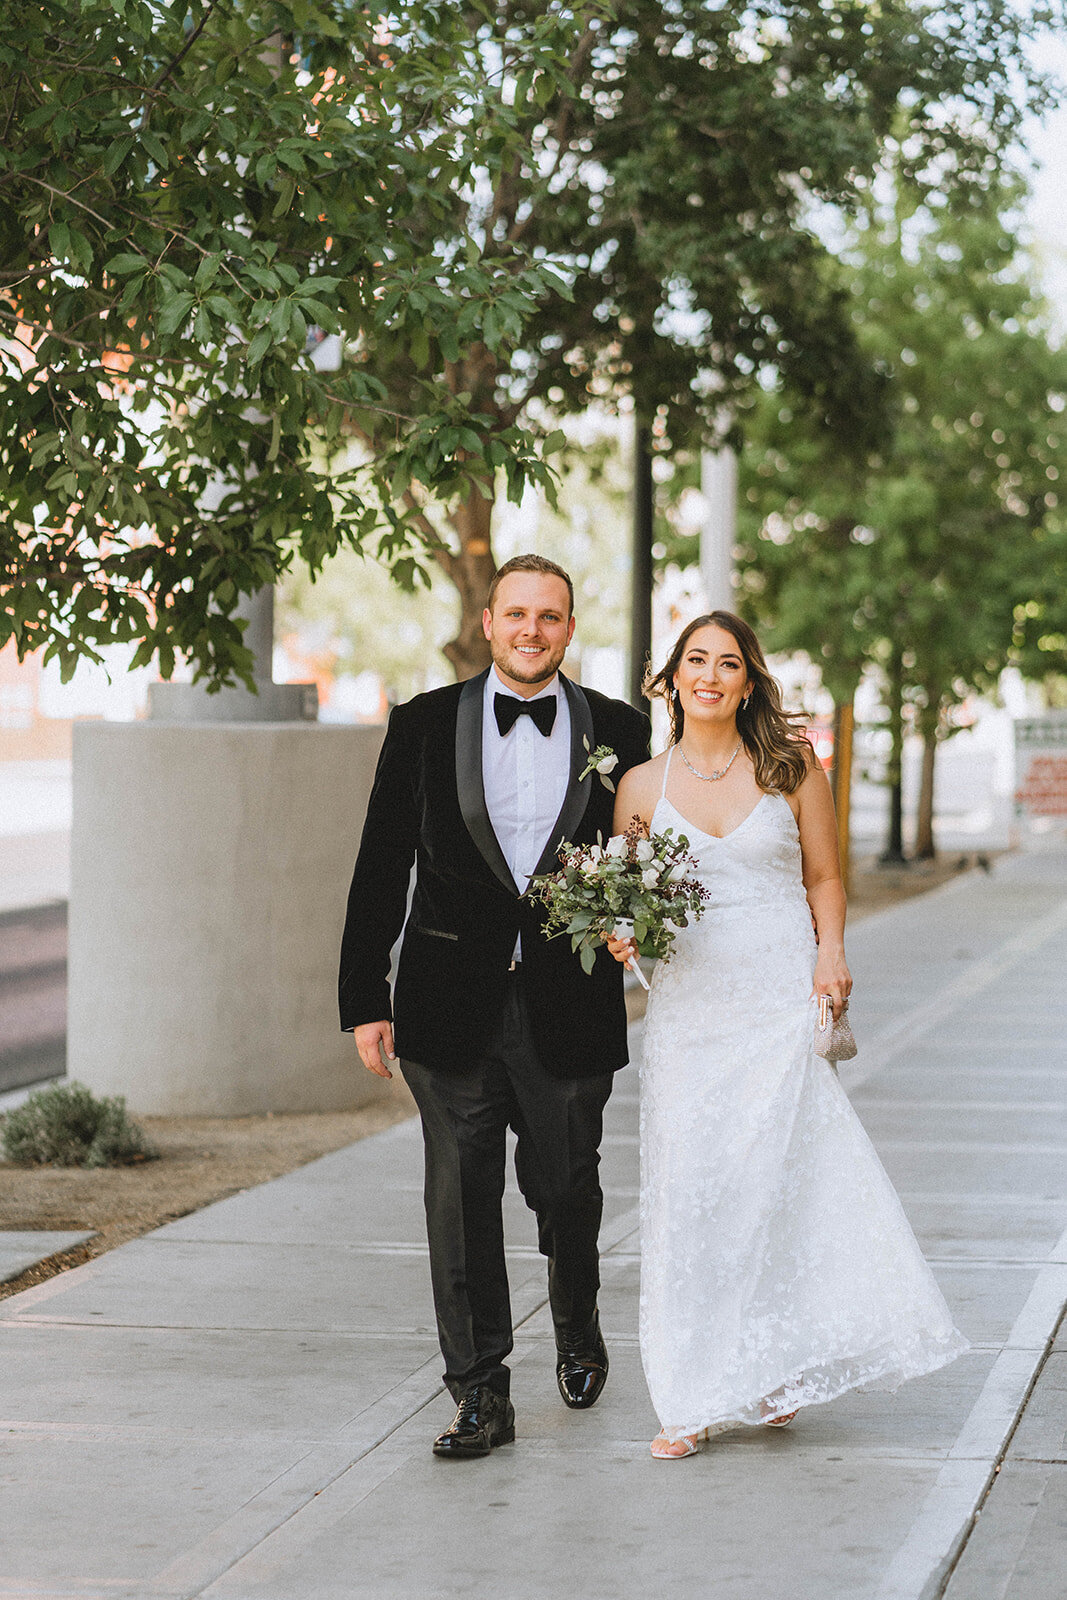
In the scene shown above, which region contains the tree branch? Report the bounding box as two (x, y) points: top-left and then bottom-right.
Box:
(2, 73), (24, 145)
(151, 0), (222, 94)
(19, 174), (144, 244)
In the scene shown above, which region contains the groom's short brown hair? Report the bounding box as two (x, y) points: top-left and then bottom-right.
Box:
(486, 554), (574, 616)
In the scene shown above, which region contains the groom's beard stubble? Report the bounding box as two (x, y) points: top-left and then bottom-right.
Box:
(489, 637), (568, 688)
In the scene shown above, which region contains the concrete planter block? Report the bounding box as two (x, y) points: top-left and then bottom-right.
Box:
(68, 722), (386, 1115)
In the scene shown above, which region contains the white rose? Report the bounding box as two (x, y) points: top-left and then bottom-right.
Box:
(635, 839), (655, 863)
(604, 834), (627, 858)
(667, 862), (688, 883)
(641, 866), (659, 889)
(596, 753), (619, 774)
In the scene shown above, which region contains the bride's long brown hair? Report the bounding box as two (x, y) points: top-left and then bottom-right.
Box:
(646, 611), (813, 796)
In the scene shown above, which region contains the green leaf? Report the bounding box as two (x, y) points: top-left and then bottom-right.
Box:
(246, 327), (271, 367)
(48, 222), (71, 263)
(533, 71), (556, 108)
(194, 255), (221, 292)
(273, 176), (297, 219)
(102, 136), (135, 176)
(157, 292), (194, 337)
(67, 229), (93, 273)
(105, 253), (147, 277)
(268, 298), (292, 337)
(141, 130), (169, 169)
(438, 322), (460, 363)
(482, 304), (499, 349)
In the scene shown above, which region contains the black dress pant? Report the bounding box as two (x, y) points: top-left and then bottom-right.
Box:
(401, 970), (614, 1401)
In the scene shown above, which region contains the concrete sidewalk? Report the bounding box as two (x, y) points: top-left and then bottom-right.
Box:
(1, 846), (1065, 1600)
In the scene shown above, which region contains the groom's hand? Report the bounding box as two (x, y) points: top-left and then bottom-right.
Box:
(354, 1021), (396, 1079)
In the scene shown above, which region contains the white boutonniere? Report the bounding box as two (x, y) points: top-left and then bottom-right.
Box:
(580, 736), (619, 792)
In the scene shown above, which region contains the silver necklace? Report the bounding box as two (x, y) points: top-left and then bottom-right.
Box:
(679, 740), (743, 782)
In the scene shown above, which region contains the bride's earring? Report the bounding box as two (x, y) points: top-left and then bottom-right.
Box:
(742, 693), (750, 709)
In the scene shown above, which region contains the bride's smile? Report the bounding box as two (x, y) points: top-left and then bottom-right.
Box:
(673, 623), (752, 739)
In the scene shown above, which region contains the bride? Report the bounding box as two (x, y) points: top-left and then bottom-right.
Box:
(607, 612), (967, 1459)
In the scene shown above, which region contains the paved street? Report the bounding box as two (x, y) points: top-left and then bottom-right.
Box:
(1, 842), (1065, 1599)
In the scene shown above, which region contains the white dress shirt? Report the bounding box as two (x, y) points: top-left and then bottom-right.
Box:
(482, 668), (571, 955)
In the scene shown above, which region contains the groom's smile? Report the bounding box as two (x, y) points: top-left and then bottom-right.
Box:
(483, 571), (576, 695)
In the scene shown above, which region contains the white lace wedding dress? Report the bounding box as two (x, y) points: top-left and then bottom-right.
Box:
(640, 750), (968, 1441)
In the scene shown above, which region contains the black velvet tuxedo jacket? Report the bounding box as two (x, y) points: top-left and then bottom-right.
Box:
(338, 669), (651, 1078)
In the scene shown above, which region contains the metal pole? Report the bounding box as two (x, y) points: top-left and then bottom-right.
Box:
(631, 413), (654, 708)
(832, 698), (854, 895)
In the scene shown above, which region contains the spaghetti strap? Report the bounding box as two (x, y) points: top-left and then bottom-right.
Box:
(660, 745), (674, 801)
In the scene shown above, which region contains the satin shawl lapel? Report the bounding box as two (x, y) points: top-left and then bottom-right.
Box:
(455, 670), (519, 896)
(528, 675), (595, 883)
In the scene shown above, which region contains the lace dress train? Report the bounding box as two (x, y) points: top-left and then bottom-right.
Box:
(640, 761), (968, 1442)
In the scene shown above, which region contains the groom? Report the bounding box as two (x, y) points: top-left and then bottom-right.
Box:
(339, 554), (649, 1459)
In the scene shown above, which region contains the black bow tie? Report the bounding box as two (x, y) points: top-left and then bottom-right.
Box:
(494, 692), (557, 737)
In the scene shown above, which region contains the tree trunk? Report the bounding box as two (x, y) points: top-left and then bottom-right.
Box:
(880, 651), (906, 864)
(427, 343), (509, 679)
(831, 693), (855, 895)
(914, 695), (940, 860)
(440, 480), (496, 680)
(631, 413), (654, 707)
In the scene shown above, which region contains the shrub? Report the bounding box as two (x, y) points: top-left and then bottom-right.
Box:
(1, 1082), (157, 1168)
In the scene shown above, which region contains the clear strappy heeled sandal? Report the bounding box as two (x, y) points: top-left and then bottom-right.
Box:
(650, 1428), (708, 1459)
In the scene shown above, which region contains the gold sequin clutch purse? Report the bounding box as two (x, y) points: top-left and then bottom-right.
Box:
(814, 994), (857, 1064)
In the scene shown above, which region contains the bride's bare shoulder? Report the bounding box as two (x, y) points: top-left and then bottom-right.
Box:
(615, 750), (669, 819)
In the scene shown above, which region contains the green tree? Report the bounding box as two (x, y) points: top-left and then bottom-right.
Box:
(276, 411), (634, 702)
(0, 0), (581, 687)
(736, 172), (1067, 858)
(352, 0), (1050, 676)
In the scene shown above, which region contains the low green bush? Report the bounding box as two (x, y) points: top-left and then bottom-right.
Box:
(1, 1081), (157, 1168)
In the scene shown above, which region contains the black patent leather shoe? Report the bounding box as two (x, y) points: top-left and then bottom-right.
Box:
(556, 1318), (609, 1409)
(432, 1385), (516, 1459)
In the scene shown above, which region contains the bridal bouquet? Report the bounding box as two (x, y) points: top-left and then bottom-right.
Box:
(530, 816), (708, 982)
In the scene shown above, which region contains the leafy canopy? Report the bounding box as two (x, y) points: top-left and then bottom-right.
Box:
(0, 0), (587, 685)
(734, 169), (1067, 715)
(359, 0), (1053, 456)
(343, 0), (1053, 678)
(1, 0), (1054, 685)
